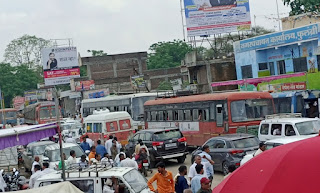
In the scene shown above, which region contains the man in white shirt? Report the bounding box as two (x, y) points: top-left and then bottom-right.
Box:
(198, 145), (215, 181)
(29, 165), (42, 188)
(40, 162), (54, 175)
(67, 150), (77, 168)
(119, 153), (138, 169)
(105, 135), (114, 155)
(86, 136), (94, 147)
(114, 137), (122, 153)
(103, 178), (119, 193)
(31, 156), (40, 174)
(188, 155), (207, 181)
(254, 143), (266, 157)
(65, 133), (76, 144)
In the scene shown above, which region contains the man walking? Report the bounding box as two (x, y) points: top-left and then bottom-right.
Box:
(175, 165), (189, 193)
(196, 177), (212, 193)
(96, 140), (107, 157)
(191, 164), (205, 193)
(80, 137), (90, 152)
(105, 135), (114, 155)
(188, 155), (207, 181)
(198, 145), (215, 181)
(148, 162), (174, 193)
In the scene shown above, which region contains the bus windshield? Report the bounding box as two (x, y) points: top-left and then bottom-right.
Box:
(132, 96), (156, 121)
(40, 107), (50, 119)
(231, 99), (273, 122)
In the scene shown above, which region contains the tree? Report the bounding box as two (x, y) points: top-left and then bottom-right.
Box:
(147, 40), (193, 70)
(87, 50), (108, 56)
(283, 0), (320, 16)
(157, 81), (173, 90)
(4, 35), (50, 68)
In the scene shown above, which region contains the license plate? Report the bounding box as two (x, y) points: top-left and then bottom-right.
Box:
(165, 143), (177, 148)
(143, 163), (149, 167)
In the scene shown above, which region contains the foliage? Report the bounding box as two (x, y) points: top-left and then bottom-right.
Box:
(157, 81), (173, 90)
(282, 0), (320, 16)
(147, 40), (193, 70)
(87, 50), (108, 56)
(0, 63), (42, 107)
(4, 35), (50, 68)
(80, 66), (87, 77)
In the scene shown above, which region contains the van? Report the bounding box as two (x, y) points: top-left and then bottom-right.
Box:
(34, 166), (152, 193)
(258, 115), (320, 142)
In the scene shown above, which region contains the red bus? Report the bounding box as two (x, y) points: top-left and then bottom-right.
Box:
(144, 92), (274, 146)
(24, 102), (59, 125)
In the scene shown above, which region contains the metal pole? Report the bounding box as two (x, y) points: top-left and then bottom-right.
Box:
(254, 15), (257, 35)
(275, 0), (281, 31)
(180, 0), (186, 41)
(0, 90), (5, 127)
(53, 87), (66, 181)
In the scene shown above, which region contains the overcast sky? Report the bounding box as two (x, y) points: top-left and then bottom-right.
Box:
(0, 0), (290, 61)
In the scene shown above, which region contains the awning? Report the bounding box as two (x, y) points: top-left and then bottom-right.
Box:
(211, 72), (306, 87)
(0, 123), (58, 150)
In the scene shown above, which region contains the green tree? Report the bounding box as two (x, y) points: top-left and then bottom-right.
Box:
(87, 50), (108, 56)
(0, 63), (41, 107)
(4, 35), (50, 68)
(283, 0), (320, 16)
(147, 40), (193, 69)
(157, 81), (173, 90)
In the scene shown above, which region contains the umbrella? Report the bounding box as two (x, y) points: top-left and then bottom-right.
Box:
(213, 136), (320, 193)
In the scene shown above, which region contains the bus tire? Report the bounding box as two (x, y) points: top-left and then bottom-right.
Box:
(177, 156), (186, 163)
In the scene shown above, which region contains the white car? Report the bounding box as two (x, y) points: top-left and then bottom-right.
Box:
(240, 135), (313, 166)
(34, 167), (152, 193)
(43, 143), (85, 169)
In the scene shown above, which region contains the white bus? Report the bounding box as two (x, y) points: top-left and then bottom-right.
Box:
(81, 93), (159, 130)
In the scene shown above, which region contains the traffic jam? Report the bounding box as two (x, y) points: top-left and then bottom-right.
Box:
(1, 90), (320, 193)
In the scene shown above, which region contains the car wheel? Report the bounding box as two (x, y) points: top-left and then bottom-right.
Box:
(222, 162), (229, 176)
(177, 156), (186, 163)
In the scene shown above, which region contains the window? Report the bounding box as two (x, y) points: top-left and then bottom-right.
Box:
(293, 57), (308, 73)
(241, 65), (253, 79)
(144, 133), (152, 141)
(86, 123), (92, 133)
(184, 110), (192, 121)
(269, 62), (275, 75)
(258, 63), (268, 70)
(271, 124), (282, 135)
(277, 60), (286, 74)
(193, 109), (199, 121)
(213, 140), (226, 149)
(147, 112), (151, 121)
(206, 140), (215, 149)
(151, 111), (157, 121)
(93, 123), (102, 133)
(295, 120), (320, 135)
(285, 124), (296, 136)
(139, 133), (146, 141)
(133, 134), (140, 142)
(260, 124), (269, 135)
(232, 137), (259, 148)
(203, 109), (209, 121)
(158, 111), (164, 121)
(153, 130), (182, 141)
(178, 110), (184, 121)
(273, 98), (292, 114)
(167, 110), (173, 121)
(210, 103), (215, 120)
(123, 169), (148, 193)
(70, 180), (94, 193)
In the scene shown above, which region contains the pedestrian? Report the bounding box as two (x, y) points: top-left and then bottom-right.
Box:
(31, 156), (40, 174)
(67, 150), (77, 168)
(254, 142), (266, 157)
(88, 145), (97, 162)
(198, 145), (215, 181)
(105, 135), (114, 155)
(91, 154), (102, 165)
(65, 133), (76, 144)
(120, 152), (138, 169)
(188, 155), (207, 181)
(147, 162), (174, 193)
(58, 153), (67, 170)
(110, 140), (118, 160)
(113, 137), (122, 153)
(175, 165), (190, 193)
(29, 165), (42, 188)
(86, 135), (94, 147)
(80, 137), (91, 152)
(96, 140), (107, 157)
(101, 153), (113, 167)
(40, 162), (54, 175)
(135, 139), (142, 155)
(78, 155), (89, 168)
(224, 165), (236, 179)
(196, 177), (212, 193)
(191, 164), (205, 193)
(113, 152), (125, 167)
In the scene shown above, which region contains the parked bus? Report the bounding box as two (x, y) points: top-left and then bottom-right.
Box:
(83, 111), (134, 145)
(0, 108), (17, 125)
(271, 90), (320, 118)
(144, 92), (274, 146)
(81, 93), (159, 130)
(24, 102), (58, 125)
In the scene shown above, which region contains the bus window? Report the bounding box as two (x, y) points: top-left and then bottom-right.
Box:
(151, 111), (157, 121)
(120, 120), (131, 130)
(203, 109), (209, 121)
(210, 103), (215, 120)
(158, 111), (164, 121)
(193, 109), (199, 121)
(174, 111), (178, 120)
(167, 110), (173, 121)
(87, 123), (93, 133)
(107, 122), (118, 132)
(147, 112), (151, 121)
(178, 110), (184, 121)
(296, 96), (304, 114)
(93, 123), (102, 133)
(185, 110), (191, 121)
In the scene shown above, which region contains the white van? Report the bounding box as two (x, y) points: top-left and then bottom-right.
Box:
(258, 115), (320, 142)
(34, 167), (152, 193)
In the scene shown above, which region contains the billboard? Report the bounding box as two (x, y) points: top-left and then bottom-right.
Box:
(183, 0), (251, 36)
(83, 89), (110, 99)
(73, 80), (95, 91)
(131, 75), (146, 89)
(41, 46), (80, 86)
(13, 96), (25, 110)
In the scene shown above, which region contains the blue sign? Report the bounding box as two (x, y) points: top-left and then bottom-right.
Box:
(88, 91), (105, 99)
(237, 24), (319, 53)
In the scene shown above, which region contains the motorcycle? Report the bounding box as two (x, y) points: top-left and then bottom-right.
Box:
(135, 151), (152, 177)
(1, 168), (28, 192)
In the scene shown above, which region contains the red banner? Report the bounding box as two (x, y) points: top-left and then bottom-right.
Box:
(75, 80), (95, 91)
(281, 82), (306, 91)
(44, 68), (80, 78)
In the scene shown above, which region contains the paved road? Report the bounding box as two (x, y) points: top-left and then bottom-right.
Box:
(146, 154), (224, 190)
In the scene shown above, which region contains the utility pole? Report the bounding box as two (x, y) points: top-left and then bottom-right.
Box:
(275, 0), (281, 31)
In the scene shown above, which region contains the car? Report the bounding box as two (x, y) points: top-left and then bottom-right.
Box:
(34, 166), (153, 193)
(258, 114), (320, 142)
(240, 135), (313, 166)
(22, 140), (55, 171)
(125, 128), (188, 168)
(43, 143), (85, 169)
(191, 134), (259, 175)
(62, 128), (83, 144)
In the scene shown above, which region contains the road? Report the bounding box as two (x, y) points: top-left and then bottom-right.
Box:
(146, 154), (224, 190)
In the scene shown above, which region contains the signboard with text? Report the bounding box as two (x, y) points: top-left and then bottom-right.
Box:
(281, 82), (306, 91)
(74, 80), (95, 91)
(131, 75), (146, 89)
(13, 96), (25, 110)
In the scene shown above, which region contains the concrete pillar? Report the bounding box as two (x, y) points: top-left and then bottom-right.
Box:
(206, 63), (213, 93)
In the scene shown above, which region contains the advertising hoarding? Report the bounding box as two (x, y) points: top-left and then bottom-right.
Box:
(131, 75), (146, 89)
(74, 80), (95, 91)
(83, 89), (110, 99)
(13, 96), (25, 110)
(183, 0), (251, 36)
(41, 46), (80, 86)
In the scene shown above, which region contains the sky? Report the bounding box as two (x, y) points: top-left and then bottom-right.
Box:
(0, 0), (291, 61)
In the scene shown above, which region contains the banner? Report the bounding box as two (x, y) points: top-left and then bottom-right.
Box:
(281, 82), (306, 91)
(41, 46), (80, 86)
(83, 89), (110, 99)
(13, 96), (25, 110)
(183, 0), (251, 36)
(74, 80), (95, 91)
(131, 75), (146, 89)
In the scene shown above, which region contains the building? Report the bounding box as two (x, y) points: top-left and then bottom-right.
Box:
(282, 13), (320, 30)
(233, 23), (320, 91)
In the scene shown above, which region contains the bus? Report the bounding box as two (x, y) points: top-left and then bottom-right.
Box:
(271, 90), (320, 118)
(81, 93), (160, 130)
(144, 92), (274, 146)
(24, 102), (58, 125)
(0, 108), (17, 126)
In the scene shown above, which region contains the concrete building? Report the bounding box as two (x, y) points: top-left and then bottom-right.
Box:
(282, 13), (320, 30)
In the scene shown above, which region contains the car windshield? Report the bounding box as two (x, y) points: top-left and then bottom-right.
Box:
(232, 137), (259, 148)
(153, 130), (182, 141)
(231, 99), (274, 122)
(123, 169), (148, 192)
(295, 120), (320, 135)
(40, 108), (50, 119)
(32, 145), (50, 155)
(46, 146), (84, 162)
